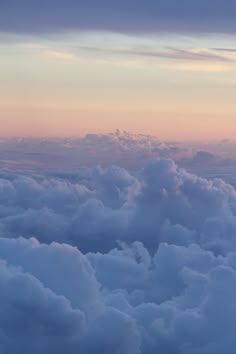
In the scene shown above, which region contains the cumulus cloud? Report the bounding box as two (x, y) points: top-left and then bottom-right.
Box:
(0, 238), (140, 354)
(1, 0), (236, 35)
(0, 158), (236, 254)
(0, 233), (236, 352)
(0, 158), (236, 352)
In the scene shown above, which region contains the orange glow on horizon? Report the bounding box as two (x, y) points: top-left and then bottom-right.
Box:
(1, 109), (236, 141)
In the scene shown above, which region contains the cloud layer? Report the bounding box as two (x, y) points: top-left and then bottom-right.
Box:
(1, 133), (234, 176)
(0, 158), (236, 352)
(0, 158), (236, 254)
(1, 0), (236, 35)
(0, 133), (184, 170)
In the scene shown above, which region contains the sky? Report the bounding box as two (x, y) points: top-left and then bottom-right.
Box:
(2, 3), (236, 353)
(1, 1), (236, 139)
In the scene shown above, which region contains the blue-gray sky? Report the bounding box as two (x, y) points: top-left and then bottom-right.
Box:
(1, 0), (236, 34)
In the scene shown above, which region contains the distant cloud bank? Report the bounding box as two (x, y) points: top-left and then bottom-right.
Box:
(0, 132), (184, 170)
(0, 133), (235, 183)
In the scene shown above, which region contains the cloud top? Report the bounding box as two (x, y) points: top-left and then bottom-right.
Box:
(0, 157), (236, 352)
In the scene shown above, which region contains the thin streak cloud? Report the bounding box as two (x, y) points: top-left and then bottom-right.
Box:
(79, 46), (232, 63)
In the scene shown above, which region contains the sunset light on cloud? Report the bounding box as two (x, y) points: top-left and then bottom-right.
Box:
(2, 2), (236, 354)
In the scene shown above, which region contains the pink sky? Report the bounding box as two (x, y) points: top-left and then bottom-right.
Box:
(1, 33), (236, 140)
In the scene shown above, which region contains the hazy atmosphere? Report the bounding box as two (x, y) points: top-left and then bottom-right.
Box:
(1, 1), (236, 139)
(1, 1), (236, 353)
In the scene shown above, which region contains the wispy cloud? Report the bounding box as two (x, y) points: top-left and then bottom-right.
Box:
(44, 50), (80, 61)
(212, 47), (236, 53)
(74, 45), (236, 71)
(10, 35), (236, 71)
(80, 45), (231, 61)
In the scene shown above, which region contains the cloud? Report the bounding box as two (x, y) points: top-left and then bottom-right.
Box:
(0, 133), (184, 170)
(0, 157), (236, 256)
(180, 151), (218, 168)
(2, 134), (236, 176)
(0, 259), (85, 354)
(0, 238), (140, 354)
(0, 157), (236, 351)
(1, 0), (236, 35)
(44, 50), (80, 61)
(80, 46), (233, 63)
(77, 46), (234, 71)
(213, 47), (236, 53)
(1, 227), (236, 352)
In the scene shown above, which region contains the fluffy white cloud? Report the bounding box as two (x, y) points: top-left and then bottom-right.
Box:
(0, 237), (236, 353)
(0, 158), (236, 254)
(0, 238), (140, 354)
(0, 158), (236, 352)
